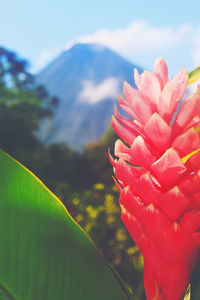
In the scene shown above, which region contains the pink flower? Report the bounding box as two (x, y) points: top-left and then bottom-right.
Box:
(109, 58), (200, 300)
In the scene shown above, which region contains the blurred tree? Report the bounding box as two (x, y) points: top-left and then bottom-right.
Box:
(0, 47), (33, 89)
(84, 125), (117, 186)
(33, 143), (88, 191)
(0, 47), (58, 165)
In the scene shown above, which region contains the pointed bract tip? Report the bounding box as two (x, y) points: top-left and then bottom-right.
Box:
(108, 148), (117, 168)
(117, 94), (125, 104)
(134, 68), (142, 85)
(154, 57), (166, 66)
(179, 66), (188, 78)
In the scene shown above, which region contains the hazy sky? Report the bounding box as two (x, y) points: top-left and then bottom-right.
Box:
(1, 0), (200, 75)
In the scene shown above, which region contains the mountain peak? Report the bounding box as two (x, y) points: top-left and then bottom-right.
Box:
(67, 42), (108, 52)
(36, 43), (144, 151)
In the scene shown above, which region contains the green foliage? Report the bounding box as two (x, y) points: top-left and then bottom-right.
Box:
(32, 143), (89, 191)
(0, 46), (33, 88)
(33, 127), (117, 194)
(63, 184), (145, 300)
(0, 149), (132, 300)
(28, 127), (146, 300)
(0, 48), (144, 299)
(0, 47), (58, 166)
(83, 126), (117, 186)
(0, 88), (44, 158)
(189, 66), (200, 84)
(27, 126), (145, 299)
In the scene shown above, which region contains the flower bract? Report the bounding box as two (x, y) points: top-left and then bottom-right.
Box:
(110, 58), (200, 300)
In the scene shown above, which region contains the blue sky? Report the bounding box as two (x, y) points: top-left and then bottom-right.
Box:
(1, 0), (200, 76)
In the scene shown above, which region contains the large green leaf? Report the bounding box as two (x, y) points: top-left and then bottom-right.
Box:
(0, 150), (133, 300)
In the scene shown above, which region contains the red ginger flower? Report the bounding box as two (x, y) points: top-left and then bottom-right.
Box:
(109, 58), (200, 300)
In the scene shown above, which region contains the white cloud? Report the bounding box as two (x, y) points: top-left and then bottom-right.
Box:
(65, 21), (197, 73)
(69, 21), (192, 55)
(34, 20), (200, 76)
(78, 77), (120, 104)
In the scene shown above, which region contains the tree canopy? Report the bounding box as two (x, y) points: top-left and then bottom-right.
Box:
(0, 47), (58, 163)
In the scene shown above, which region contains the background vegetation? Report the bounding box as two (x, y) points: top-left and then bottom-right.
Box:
(0, 47), (145, 300)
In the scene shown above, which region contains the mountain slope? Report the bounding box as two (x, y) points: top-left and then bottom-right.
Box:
(36, 43), (143, 151)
